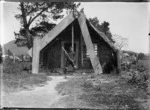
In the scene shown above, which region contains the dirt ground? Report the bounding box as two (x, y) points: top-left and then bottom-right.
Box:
(1, 74), (150, 109)
(2, 76), (68, 108)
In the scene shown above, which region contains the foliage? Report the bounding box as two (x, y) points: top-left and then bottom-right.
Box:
(3, 72), (50, 93)
(89, 17), (115, 43)
(56, 75), (147, 109)
(137, 53), (145, 60)
(14, 2), (80, 49)
(81, 75), (147, 109)
(122, 50), (137, 56)
(121, 59), (149, 91)
(3, 57), (31, 74)
(30, 21), (56, 37)
(2, 57), (50, 93)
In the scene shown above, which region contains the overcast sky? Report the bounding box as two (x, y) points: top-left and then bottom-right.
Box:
(1, 2), (149, 53)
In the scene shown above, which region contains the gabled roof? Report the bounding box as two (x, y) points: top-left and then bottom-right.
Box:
(29, 12), (117, 56)
(28, 12), (76, 56)
(87, 20), (117, 51)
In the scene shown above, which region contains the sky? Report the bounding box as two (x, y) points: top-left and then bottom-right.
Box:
(0, 2), (149, 54)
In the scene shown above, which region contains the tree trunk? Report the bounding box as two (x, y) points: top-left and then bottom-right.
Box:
(25, 28), (32, 49)
(20, 3), (32, 49)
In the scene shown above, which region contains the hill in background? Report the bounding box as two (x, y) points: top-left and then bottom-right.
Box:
(3, 40), (29, 56)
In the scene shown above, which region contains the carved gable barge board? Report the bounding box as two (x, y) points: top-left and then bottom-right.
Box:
(28, 13), (76, 56)
(88, 21), (117, 52)
(40, 13), (76, 51)
(78, 13), (103, 74)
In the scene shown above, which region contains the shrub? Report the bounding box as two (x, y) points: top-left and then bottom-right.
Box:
(136, 63), (147, 72)
(126, 60), (149, 91)
(3, 57), (31, 75)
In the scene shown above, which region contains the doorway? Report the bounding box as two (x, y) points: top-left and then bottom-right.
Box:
(61, 41), (79, 69)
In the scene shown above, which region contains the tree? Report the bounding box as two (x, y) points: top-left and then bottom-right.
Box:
(89, 17), (115, 43)
(14, 2), (80, 49)
(113, 34), (128, 50)
(137, 53), (145, 60)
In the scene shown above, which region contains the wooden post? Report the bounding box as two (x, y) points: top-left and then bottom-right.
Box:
(72, 23), (74, 52)
(116, 49), (121, 73)
(80, 33), (83, 67)
(61, 42), (64, 68)
(78, 13), (102, 74)
(32, 37), (40, 74)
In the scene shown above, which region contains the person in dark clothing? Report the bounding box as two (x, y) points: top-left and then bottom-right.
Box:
(66, 47), (75, 67)
(63, 46), (76, 78)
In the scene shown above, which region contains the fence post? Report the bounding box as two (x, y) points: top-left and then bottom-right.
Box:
(32, 37), (40, 74)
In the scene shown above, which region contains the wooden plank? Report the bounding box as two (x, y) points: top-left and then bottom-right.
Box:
(32, 37), (40, 74)
(40, 13), (76, 51)
(78, 13), (102, 74)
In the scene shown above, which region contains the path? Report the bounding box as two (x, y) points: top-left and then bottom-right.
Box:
(2, 76), (68, 108)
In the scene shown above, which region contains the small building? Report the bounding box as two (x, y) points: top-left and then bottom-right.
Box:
(29, 12), (120, 74)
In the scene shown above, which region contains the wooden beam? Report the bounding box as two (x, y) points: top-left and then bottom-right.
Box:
(28, 13), (76, 57)
(116, 49), (121, 73)
(75, 42), (79, 68)
(78, 13), (102, 74)
(72, 23), (74, 52)
(40, 13), (76, 51)
(80, 33), (84, 67)
(32, 37), (40, 74)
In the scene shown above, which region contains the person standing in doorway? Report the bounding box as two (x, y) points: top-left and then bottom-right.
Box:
(63, 46), (76, 78)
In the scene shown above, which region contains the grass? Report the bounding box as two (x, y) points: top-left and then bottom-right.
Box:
(55, 76), (91, 108)
(2, 58), (50, 93)
(56, 76), (85, 95)
(80, 76), (147, 110)
(56, 74), (148, 109)
(2, 73), (50, 93)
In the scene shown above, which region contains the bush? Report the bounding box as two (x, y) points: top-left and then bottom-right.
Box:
(2, 58), (49, 93)
(136, 63), (147, 72)
(126, 60), (149, 91)
(3, 58), (31, 75)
